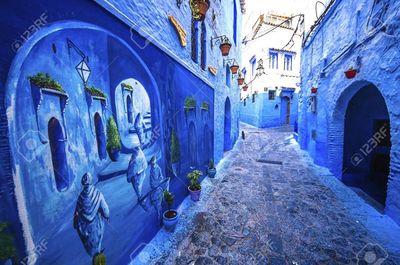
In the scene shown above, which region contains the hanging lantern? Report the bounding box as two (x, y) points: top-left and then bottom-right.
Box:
(311, 87), (318, 94)
(190, 0), (209, 21)
(230, 61), (239, 74)
(344, 68), (357, 79)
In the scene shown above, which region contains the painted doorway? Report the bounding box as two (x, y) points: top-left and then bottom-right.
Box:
(127, 95), (133, 124)
(94, 113), (107, 160)
(48, 118), (69, 192)
(224, 97), (232, 151)
(342, 85), (391, 207)
(281, 96), (291, 125)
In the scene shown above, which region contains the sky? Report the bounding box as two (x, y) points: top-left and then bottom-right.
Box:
(242, 0), (331, 35)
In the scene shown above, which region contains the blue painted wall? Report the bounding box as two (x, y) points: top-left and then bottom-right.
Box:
(240, 91), (298, 128)
(298, 0), (400, 224)
(0, 0), (241, 264)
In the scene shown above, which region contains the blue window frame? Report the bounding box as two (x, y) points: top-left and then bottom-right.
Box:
(226, 64), (231, 87)
(284, 54), (293, 71)
(250, 56), (256, 76)
(242, 67), (247, 78)
(233, 0), (237, 45)
(269, 51), (278, 69)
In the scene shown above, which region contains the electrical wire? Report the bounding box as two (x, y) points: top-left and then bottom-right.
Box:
(315, 1), (327, 19)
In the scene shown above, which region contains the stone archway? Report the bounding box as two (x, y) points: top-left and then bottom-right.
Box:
(329, 81), (391, 208)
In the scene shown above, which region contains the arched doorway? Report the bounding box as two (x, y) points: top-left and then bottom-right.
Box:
(94, 113), (106, 160)
(188, 122), (197, 168)
(342, 85), (391, 206)
(224, 98), (232, 151)
(48, 118), (69, 192)
(281, 96), (291, 125)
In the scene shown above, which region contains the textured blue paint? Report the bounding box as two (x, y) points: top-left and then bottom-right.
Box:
(298, 0), (400, 225)
(0, 0), (241, 264)
(240, 92), (298, 128)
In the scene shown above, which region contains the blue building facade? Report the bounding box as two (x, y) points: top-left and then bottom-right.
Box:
(299, 0), (400, 225)
(0, 0), (241, 264)
(240, 89), (298, 128)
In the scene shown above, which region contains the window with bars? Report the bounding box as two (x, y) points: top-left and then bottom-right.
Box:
(191, 18), (199, 63)
(269, 51), (278, 69)
(200, 22), (206, 70)
(284, 54), (293, 71)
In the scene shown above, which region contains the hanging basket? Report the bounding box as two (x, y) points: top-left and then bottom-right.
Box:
(219, 42), (232, 56)
(230, 65), (239, 74)
(191, 0), (209, 21)
(242, 85), (248, 92)
(344, 68), (357, 79)
(311, 87), (318, 94)
(198, 1), (209, 21)
(237, 78), (244, 86)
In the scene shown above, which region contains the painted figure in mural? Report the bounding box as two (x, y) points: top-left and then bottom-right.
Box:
(73, 173), (110, 258)
(134, 114), (146, 146)
(149, 156), (169, 221)
(127, 146), (148, 202)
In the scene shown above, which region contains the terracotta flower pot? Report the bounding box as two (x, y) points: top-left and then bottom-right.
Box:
(311, 87), (318, 94)
(242, 85), (248, 92)
(219, 43), (232, 56)
(198, 1), (209, 21)
(344, 69), (357, 79)
(230, 65), (239, 74)
(237, 78), (244, 86)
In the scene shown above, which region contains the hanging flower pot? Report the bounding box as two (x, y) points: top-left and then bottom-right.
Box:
(190, 0), (209, 21)
(311, 87), (318, 94)
(242, 84), (248, 92)
(198, 1), (209, 21)
(219, 37), (232, 56)
(230, 64), (239, 74)
(237, 77), (244, 86)
(344, 68), (357, 79)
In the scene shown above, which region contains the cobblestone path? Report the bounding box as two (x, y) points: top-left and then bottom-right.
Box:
(156, 125), (400, 265)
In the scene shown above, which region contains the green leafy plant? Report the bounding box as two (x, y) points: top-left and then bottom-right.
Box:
(184, 96), (196, 110)
(28, 72), (65, 92)
(85, 85), (106, 98)
(208, 159), (215, 169)
(92, 252), (106, 265)
(0, 222), (16, 262)
(121, 83), (134, 91)
(106, 117), (121, 151)
(201, 101), (209, 111)
(187, 170), (202, 191)
(170, 130), (180, 163)
(163, 190), (174, 209)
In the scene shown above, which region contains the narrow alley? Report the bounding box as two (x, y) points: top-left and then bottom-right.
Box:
(134, 124), (400, 264)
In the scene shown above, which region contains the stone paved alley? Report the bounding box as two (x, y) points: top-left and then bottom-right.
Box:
(134, 124), (400, 265)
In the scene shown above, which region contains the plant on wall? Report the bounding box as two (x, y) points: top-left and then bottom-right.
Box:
(201, 101), (209, 111)
(184, 96), (196, 111)
(121, 83), (134, 91)
(93, 252), (106, 265)
(28, 72), (65, 93)
(85, 85), (106, 98)
(0, 222), (16, 263)
(106, 117), (121, 161)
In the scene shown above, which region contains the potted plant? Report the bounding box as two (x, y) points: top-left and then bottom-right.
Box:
(344, 67), (357, 79)
(93, 252), (106, 265)
(230, 62), (240, 75)
(207, 159), (216, 178)
(187, 170), (202, 201)
(85, 85), (106, 99)
(219, 36), (232, 56)
(311, 87), (318, 94)
(190, 0), (209, 21)
(170, 130), (180, 177)
(0, 222), (16, 265)
(106, 117), (121, 161)
(163, 191), (178, 232)
(237, 72), (244, 86)
(242, 83), (248, 92)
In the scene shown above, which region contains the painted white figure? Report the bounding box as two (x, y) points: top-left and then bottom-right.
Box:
(149, 156), (168, 221)
(127, 146), (148, 200)
(134, 114), (146, 146)
(73, 173), (109, 257)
